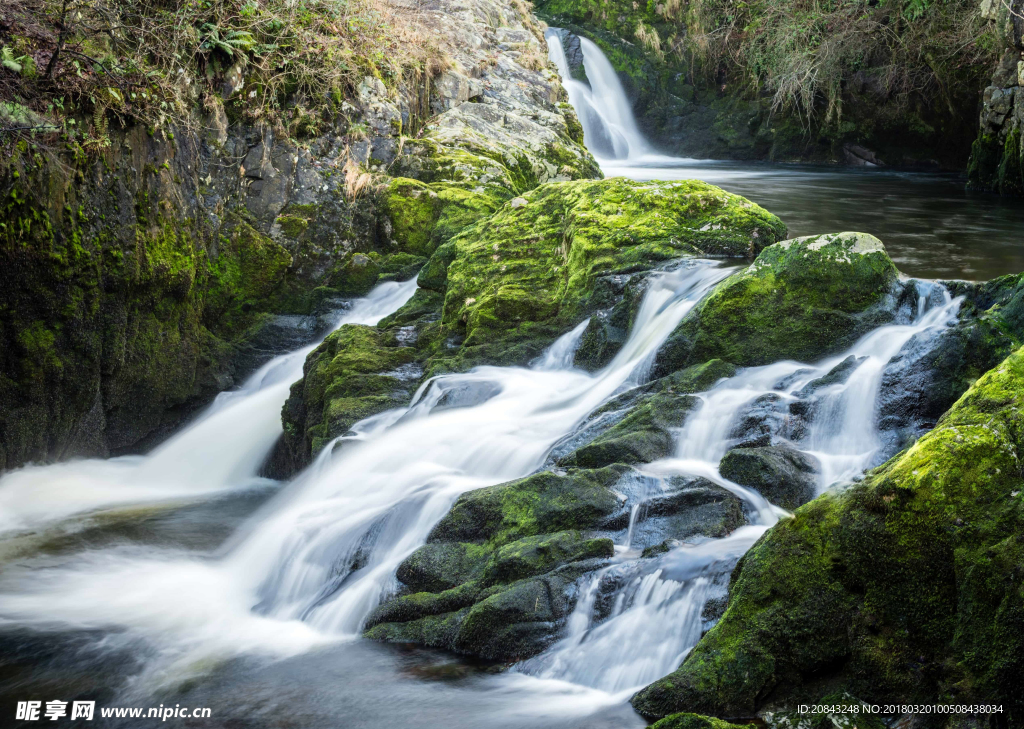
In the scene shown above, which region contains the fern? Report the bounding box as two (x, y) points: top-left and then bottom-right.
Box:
(2, 47), (23, 74)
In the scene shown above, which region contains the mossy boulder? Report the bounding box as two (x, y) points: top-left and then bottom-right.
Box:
(631, 345), (1024, 723)
(282, 178), (783, 470)
(365, 467), (623, 659)
(379, 177), (511, 258)
(656, 232), (899, 375)
(279, 288), (443, 467)
(560, 391), (700, 468)
(718, 445), (820, 510)
(433, 177), (785, 373)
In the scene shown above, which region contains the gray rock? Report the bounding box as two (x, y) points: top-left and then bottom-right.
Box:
(718, 444), (821, 510)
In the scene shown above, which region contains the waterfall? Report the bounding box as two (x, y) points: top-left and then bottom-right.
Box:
(545, 30), (651, 161)
(0, 279), (418, 536)
(0, 262), (734, 677)
(515, 284), (961, 693)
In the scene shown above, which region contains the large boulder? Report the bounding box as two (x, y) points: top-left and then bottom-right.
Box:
(631, 345), (1024, 723)
(655, 232), (900, 375)
(433, 177), (786, 374)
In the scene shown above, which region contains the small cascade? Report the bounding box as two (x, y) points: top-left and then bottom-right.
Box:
(516, 283), (962, 692)
(545, 30), (651, 161)
(0, 279), (418, 536)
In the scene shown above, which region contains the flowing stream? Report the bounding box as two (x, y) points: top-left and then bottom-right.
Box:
(0, 31), (1014, 729)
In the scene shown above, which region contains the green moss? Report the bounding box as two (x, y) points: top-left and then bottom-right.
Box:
(364, 467), (624, 658)
(562, 391), (700, 468)
(632, 346), (1024, 722)
(998, 128), (1024, 197)
(967, 133), (1003, 192)
(650, 713), (751, 729)
(436, 177), (785, 373)
(275, 214), (310, 239)
(660, 232), (898, 372)
(381, 176), (512, 259)
(205, 218), (293, 338)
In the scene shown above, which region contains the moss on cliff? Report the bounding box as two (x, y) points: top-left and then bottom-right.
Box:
(631, 345), (1024, 723)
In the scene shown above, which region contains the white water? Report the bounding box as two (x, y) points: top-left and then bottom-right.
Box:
(0, 262), (731, 682)
(545, 30), (651, 161)
(0, 34), (981, 725)
(0, 279), (418, 536)
(516, 282), (961, 693)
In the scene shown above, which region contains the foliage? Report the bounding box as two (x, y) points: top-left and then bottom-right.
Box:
(536, 0), (995, 132)
(0, 0), (447, 148)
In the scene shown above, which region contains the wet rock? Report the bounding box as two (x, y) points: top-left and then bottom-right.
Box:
(629, 477), (748, 549)
(876, 274), (1024, 453)
(428, 468), (622, 544)
(396, 542), (489, 593)
(552, 29), (587, 82)
(795, 354), (866, 397)
(718, 444), (820, 510)
(559, 392), (701, 468)
(727, 393), (791, 448)
(364, 467), (624, 660)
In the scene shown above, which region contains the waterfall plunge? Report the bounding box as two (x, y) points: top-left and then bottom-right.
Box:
(546, 30), (651, 161)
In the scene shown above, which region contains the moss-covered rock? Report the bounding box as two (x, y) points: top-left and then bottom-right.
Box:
(560, 391), (700, 468)
(282, 178), (783, 469)
(379, 177), (511, 258)
(365, 467), (623, 659)
(279, 288), (444, 466)
(656, 232), (899, 375)
(631, 345), (1024, 723)
(650, 713), (751, 729)
(433, 177), (785, 374)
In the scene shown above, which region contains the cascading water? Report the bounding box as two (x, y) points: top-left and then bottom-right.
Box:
(0, 262), (733, 677)
(545, 30), (650, 161)
(0, 12), (1012, 727)
(0, 279), (418, 537)
(516, 282), (962, 693)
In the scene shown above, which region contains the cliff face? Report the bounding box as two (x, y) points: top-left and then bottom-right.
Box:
(966, 1), (1024, 195)
(536, 0), (998, 169)
(0, 0), (596, 473)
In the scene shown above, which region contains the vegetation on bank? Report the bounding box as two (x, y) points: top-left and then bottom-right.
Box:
(538, 0), (999, 165)
(0, 0), (446, 150)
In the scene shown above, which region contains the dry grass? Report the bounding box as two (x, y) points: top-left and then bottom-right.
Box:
(673, 0), (992, 125)
(634, 20), (664, 61)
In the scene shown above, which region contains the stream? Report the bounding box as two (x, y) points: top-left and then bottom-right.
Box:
(0, 28), (1019, 729)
